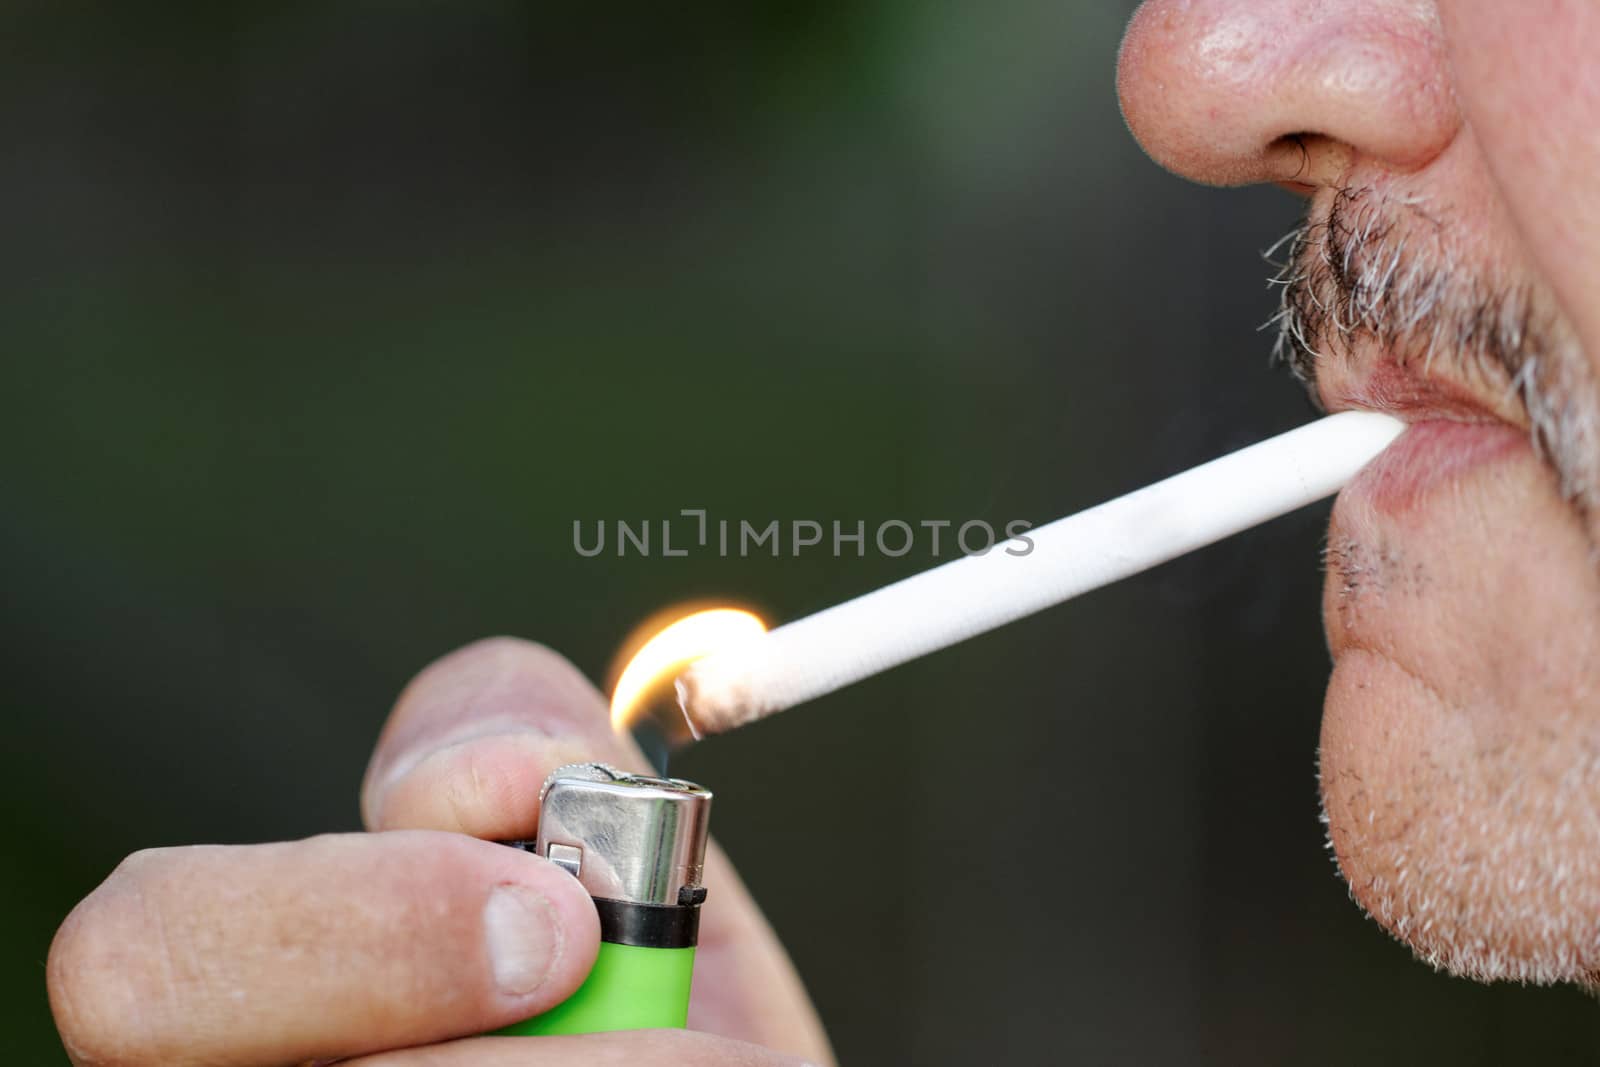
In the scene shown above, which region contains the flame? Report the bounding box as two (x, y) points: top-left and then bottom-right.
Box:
(609, 606), (767, 731)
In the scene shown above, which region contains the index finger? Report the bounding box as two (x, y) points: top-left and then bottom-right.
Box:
(359, 637), (835, 1064)
(361, 637), (629, 837)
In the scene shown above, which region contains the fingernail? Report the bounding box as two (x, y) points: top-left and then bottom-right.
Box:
(483, 884), (563, 996)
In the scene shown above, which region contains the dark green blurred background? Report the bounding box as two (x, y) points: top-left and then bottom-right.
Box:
(6, 3), (1599, 1064)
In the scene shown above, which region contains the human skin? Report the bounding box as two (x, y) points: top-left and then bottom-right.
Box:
(46, 5), (1600, 1064)
(48, 639), (834, 1066)
(1120, 1), (1600, 982)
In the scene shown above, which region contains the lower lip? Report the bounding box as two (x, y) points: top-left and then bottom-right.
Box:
(1344, 419), (1527, 514)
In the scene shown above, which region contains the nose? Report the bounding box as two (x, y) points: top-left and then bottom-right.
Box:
(1117, 0), (1460, 187)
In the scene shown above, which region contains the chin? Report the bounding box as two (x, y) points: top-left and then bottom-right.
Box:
(1321, 650), (1600, 986)
(1317, 422), (1600, 986)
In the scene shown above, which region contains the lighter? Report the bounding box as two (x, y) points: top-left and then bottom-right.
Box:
(495, 762), (713, 1036)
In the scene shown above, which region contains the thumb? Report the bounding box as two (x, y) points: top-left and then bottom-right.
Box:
(359, 638), (834, 1065)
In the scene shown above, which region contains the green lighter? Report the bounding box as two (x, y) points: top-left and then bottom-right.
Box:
(496, 762), (713, 1036)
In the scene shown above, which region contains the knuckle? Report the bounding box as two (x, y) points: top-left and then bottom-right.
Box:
(423, 635), (565, 681)
(47, 847), (198, 1065)
(386, 636), (591, 736)
(46, 851), (214, 1067)
(47, 902), (101, 1063)
(459, 634), (551, 660)
(438, 636), (590, 695)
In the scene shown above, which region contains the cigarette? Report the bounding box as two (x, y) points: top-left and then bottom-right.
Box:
(677, 410), (1404, 736)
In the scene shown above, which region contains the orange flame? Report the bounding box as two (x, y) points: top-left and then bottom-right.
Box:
(609, 606), (767, 731)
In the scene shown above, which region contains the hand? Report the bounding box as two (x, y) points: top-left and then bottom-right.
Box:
(47, 638), (834, 1066)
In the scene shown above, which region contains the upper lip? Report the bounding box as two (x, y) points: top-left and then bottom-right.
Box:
(1317, 349), (1522, 428)
(1284, 176), (1534, 433)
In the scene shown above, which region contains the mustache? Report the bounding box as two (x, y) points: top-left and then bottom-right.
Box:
(1266, 186), (1600, 518)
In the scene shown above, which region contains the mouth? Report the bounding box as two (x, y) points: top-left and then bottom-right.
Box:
(1320, 352), (1532, 516)
(1269, 176), (1599, 679)
(1317, 355), (1543, 717)
(1271, 180), (1592, 519)
(1317, 329), (1555, 679)
(1340, 418), (1527, 516)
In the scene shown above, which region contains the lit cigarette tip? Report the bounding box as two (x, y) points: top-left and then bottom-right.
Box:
(679, 410), (1405, 738)
(676, 660), (765, 737)
(609, 607), (766, 734)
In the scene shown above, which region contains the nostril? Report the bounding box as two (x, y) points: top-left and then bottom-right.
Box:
(1276, 133), (1314, 181)
(1273, 134), (1350, 191)
(1267, 134), (1322, 197)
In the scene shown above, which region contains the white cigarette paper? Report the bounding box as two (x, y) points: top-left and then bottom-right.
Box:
(678, 411), (1405, 736)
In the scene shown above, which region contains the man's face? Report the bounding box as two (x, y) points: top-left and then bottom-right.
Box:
(1118, 1), (1600, 983)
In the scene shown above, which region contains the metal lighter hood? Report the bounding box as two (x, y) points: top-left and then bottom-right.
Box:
(536, 763), (712, 907)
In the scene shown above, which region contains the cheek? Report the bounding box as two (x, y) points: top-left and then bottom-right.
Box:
(1437, 0), (1600, 369)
